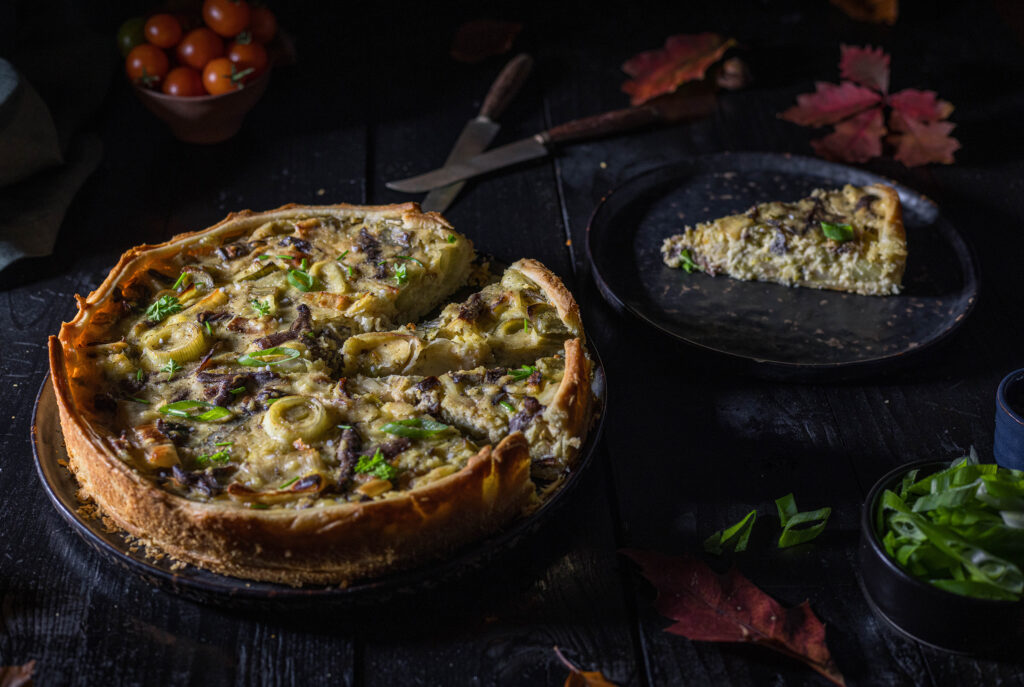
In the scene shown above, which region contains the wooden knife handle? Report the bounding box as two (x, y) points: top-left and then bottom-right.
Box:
(542, 93), (718, 146)
(479, 54), (534, 121)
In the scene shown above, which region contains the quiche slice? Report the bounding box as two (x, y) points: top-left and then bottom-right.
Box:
(48, 203), (597, 586)
(660, 184), (907, 296)
(340, 259), (583, 378)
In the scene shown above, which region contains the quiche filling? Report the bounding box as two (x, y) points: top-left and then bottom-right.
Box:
(67, 208), (588, 511)
(661, 184), (907, 296)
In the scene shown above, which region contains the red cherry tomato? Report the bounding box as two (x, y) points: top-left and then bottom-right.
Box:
(125, 44), (170, 88)
(202, 0), (251, 38)
(202, 57), (246, 95)
(227, 40), (268, 80)
(144, 14), (182, 49)
(162, 66), (206, 97)
(176, 27), (224, 70)
(249, 7), (277, 44)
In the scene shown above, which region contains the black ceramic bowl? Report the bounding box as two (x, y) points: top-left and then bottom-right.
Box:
(859, 460), (1024, 655)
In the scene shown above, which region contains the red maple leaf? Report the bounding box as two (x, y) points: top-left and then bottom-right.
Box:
(839, 45), (889, 93)
(780, 81), (882, 126)
(780, 45), (958, 166)
(622, 550), (846, 687)
(812, 106), (886, 162)
(621, 33), (736, 106)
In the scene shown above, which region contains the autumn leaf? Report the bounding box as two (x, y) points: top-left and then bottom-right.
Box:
(780, 81), (882, 126)
(829, 0), (899, 25)
(888, 89), (954, 121)
(621, 33), (736, 106)
(0, 661), (35, 687)
(450, 20), (523, 63)
(889, 117), (960, 167)
(839, 45), (889, 93)
(622, 550), (845, 687)
(553, 647), (617, 687)
(811, 107), (886, 163)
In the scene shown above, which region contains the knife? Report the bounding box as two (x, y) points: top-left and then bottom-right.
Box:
(387, 93), (717, 193)
(421, 53), (534, 213)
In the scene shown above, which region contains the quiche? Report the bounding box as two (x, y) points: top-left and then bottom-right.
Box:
(660, 184), (907, 296)
(48, 203), (596, 586)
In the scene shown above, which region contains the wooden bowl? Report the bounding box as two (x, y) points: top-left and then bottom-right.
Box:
(132, 70), (270, 144)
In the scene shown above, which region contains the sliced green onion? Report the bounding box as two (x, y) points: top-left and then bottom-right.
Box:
(704, 510), (757, 554)
(229, 386), (246, 395)
(337, 250), (349, 261)
(287, 269), (317, 292)
(500, 400), (515, 413)
(396, 255), (425, 267)
(776, 493), (831, 548)
(135, 369), (144, 383)
(204, 320), (213, 335)
(195, 450), (230, 465)
(509, 365), (537, 381)
(379, 417), (451, 439)
(678, 249), (698, 274)
(158, 400), (232, 422)
(214, 441), (233, 446)
(126, 397), (150, 404)
(172, 272), (189, 290)
(237, 346), (301, 367)
(447, 235), (456, 243)
(279, 476), (300, 489)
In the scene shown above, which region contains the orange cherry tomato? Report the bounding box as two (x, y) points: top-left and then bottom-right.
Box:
(249, 7), (277, 43)
(125, 44), (170, 88)
(202, 57), (246, 95)
(144, 14), (182, 49)
(162, 66), (206, 97)
(202, 0), (251, 38)
(176, 27), (224, 70)
(226, 40), (268, 80)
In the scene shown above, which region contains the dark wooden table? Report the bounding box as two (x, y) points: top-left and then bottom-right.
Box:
(3, 1), (1024, 684)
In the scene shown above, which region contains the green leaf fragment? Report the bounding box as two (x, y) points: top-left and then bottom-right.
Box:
(677, 249), (698, 273)
(820, 221), (854, 242)
(355, 448), (399, 480)
(379, 417), (451, 439)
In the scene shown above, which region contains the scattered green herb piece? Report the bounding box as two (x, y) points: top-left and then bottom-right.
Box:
(304, 331), (315, 339)
(195, 450), (231, 466)
(396, 255), (425, 267)
(703, 510), (757, 554)
(229, 386), (246, 395)
(394, 262), (409, 285)
(279, 476), (300, 489)
(135, 369), (144, 383)
(678, 249), (698, 274)
(158, 400), (232, 422)
(145, 294), (182, 323)
(172, 272), (189, 290)
(161, 359), (183, 379)
(287, 268), (317, 292)
(237, 346), (301, 366)
(204, 320), (213, 335)
(509, 365), (537, 381)
(300, 258), (309, 271)
(126, 397), (150, 404)
(250, 299), (271, 317)
(275, 254), (293, 260)
(379, 417), (451, 439)
(820, 221), (854, 242)
(343, 264), (354, 277)
(257, 254), (272, 260)
(337, 250), (349, 261)
(776, 493), (831, 548)
(876, 450), (1024, 600)
(214, 441), (233, 446)
(337, 424), (352, 430)
(447, 235), (456, 243)
(355, 448), (399, 480)
(265, 398), (279, 406)
(250, 503), (270, 510)
(500, 400), (516, 413)
(523, 318), (530, 332)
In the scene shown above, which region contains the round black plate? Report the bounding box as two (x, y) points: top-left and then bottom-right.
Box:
(586, 152), (979, 378)
(31, 348), (606, 607)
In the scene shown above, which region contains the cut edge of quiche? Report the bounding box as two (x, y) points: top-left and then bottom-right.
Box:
(47, 202), (596, 586)
(660, 183), (907, 296)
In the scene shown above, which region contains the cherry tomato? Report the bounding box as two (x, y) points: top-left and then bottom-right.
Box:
(117, 17), (146, 57)
(125, 44), (170, 88)
(202, 57), (247, 95)
(249, 7), (277, 44)
(162, 66), (206, 97)
(202, 0), (251, 38)
(176, 27), (224, 70)
(144, 14), (182, 49)
(227, 40), (268, 80)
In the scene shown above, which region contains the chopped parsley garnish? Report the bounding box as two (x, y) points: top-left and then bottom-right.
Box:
(447, 235), (456, 243)
(195, 449), (230, 465)
(509, 365), (537, 381)
(161, 359), (183, 379)
(355, 448), (399, 481)
(229, 386), (246, 395)
(678, 249), (698, 274)
(172, 272), (189, 290)
(279, 476), (300, 489)
(158, 400), (231, 422)
(396, 255), (425, 268)
(499, 400), (515, 413)
(145, 294), (183, 323)
(237, 346), (301, 367)
(287, 268), (317, 292)
(820, 221), (854, 242)
(393, 262), (409, 285)
(379, 417), (451, 439)
(250, 299), (271, 316)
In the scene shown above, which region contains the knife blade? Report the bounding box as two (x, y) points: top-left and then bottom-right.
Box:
(421, 54), (533, 213)
(387, 93), (717, 193)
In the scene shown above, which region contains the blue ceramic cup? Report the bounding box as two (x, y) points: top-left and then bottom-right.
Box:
(995, 368), (1024, 470)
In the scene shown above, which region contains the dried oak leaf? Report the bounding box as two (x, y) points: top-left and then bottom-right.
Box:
(450, 20), (523, 63)
(839, 44), (889, 93)
(780, 81), (882, 127)
(829, 0), (899, 25)
(812, 106), (886, 163)
(621, 33), (736, 106)
(622, 550), (845, 687)
(0, 661), (35, 687)
(554, 647), (617, 687)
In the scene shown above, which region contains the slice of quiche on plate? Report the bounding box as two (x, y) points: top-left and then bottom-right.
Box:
(660, 183), (907, 296)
